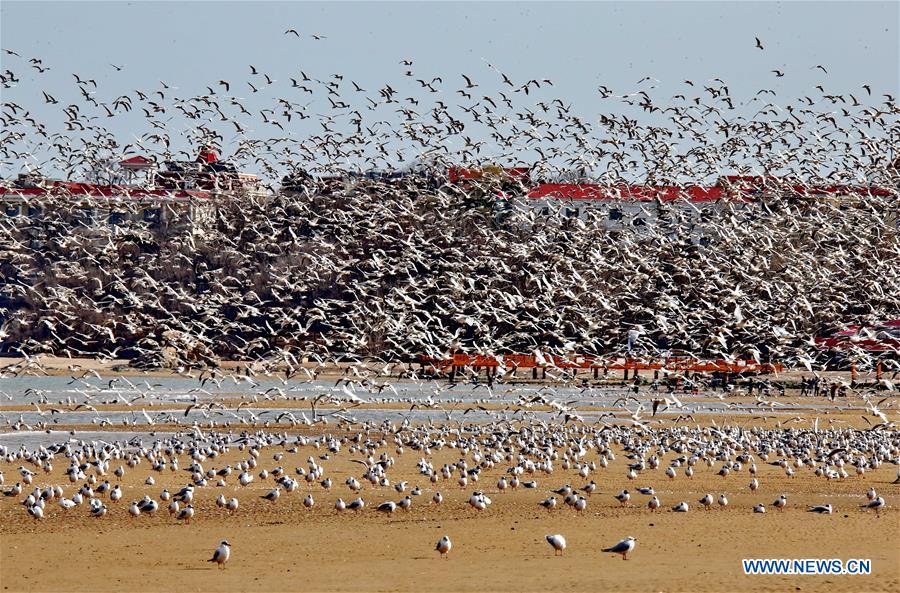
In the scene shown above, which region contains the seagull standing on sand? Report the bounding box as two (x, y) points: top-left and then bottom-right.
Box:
(862, 497), (885, 516)
(208, 541), (231, 568)
(603, 536), (636, 560)
(773, 495), (787, 512)
(546, 534), (566, 556)
(435, 535), (452, 558)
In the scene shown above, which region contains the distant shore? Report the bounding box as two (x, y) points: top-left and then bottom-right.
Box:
(0, 354), (883, 386)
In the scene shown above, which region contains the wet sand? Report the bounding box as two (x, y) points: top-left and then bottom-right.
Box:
(1, 414), (898, 593)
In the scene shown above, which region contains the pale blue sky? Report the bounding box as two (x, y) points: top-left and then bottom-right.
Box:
(1, 1), (897, 176)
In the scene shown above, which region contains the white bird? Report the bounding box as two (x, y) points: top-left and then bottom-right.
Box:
(808, 504), (832, 514)
(376, 501), (396, 514)
(717, 493), (728, 508)
(753, 503), (766, 513)
(546, 534), (566, 556)
(602, 536), (636, 560)
(435, 535), (452, 558)
(672, 501), (689, 512)
(432, 491), (443, 504)
(335, 498), (346, 511)
(699, 494), (713, 510)
(303, 494), (314, 509)
(648, 496), (660, 511)
(226, 498), (239, 512)
(773, 495), (787, 512)
(862, 496), (885, 516)
(208, 540), (231, 568)
(749, 478), (759, 492)
(176, 504), (194, 523)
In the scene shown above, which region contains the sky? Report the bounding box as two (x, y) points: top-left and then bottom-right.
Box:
(1, 1), (898, 177)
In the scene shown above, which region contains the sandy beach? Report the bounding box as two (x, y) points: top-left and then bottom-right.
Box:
(2, 408), (898, 593)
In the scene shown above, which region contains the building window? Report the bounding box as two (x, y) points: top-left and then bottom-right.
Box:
(633, 217), (646, 227)
(108, 211), (127, 226)
(539, 207), (550, 216)
(609, 208), (623, 220)
(565, 207), (579, 218)
(27, 205), (41, 218)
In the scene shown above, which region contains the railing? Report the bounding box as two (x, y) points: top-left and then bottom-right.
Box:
(419, 353), (782, 374)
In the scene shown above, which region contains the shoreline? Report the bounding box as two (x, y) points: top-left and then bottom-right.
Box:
(0, 355), (885, 385)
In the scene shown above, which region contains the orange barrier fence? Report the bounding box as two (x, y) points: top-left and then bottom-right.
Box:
(419, 354), (782, 375)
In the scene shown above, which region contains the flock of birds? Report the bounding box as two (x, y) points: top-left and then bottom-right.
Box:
(0, 39), (898, 374)
(1, 417), (896, 568)
(0, 34), (897, 583)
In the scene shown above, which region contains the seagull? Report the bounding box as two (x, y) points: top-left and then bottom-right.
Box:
(546, 534), (566, 556)
(773, 495), (787, 512)
(648, 496), (660, 511)
(261, 487), (280, 502)
(602, 536), (636, 560)
(808, 504), (832, 514)
(862, 497), (885, 516)
(755, 37), (764, 50)
(672, 501), (689, 512)
(435, 535), (452, 558)
(208, 541), (231, 568)
(176, 504), (194, 523)
(753, 504), (767, 513)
